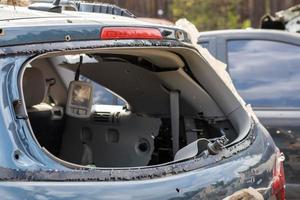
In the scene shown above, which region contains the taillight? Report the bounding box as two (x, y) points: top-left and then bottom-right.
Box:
(100, 27), (163, 40)
(272, 151), (286, 200)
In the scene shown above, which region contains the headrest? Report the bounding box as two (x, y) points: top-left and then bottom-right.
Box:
(23, 68), (46, 107)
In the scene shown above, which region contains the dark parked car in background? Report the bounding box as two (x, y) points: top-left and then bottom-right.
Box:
(198, 29), (300, 198)
(0, 4), (285, 200)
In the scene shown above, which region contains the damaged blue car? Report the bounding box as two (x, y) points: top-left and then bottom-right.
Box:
(0, 3), (285, 200)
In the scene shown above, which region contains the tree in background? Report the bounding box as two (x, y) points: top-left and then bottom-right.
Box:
(172, 0), (250, 31)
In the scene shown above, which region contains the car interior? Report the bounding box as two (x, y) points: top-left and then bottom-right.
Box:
(21, 49), (239, 168)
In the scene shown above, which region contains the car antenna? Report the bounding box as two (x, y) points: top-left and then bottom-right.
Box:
(52, 0), (61, 6)
(75, 55), (83, 81)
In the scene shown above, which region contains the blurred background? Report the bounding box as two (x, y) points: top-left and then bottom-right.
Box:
(85, 0), (300, 30)
(3, 0), (300, 30)
(97, 0), (300, 30)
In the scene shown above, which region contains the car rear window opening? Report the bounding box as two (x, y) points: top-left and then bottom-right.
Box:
(21, 49), (239, 169)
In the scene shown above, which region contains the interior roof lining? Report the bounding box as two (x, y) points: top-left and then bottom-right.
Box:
(39, 48), (185, 69)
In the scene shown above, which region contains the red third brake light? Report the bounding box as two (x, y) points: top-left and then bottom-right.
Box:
(100, 27), (163, 40)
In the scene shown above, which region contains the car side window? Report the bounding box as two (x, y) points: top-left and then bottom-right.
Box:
(227, 39), (300, 108)
(79, 75), (125, 106)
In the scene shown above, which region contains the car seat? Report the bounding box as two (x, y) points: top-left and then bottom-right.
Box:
(23, 67), (64, 156)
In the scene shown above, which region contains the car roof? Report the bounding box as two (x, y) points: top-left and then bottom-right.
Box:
(0, 5), (181, 47)
(0, 4), (69, 21)
(0, 5), (162, 27)
(198, 28), (300, 40)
